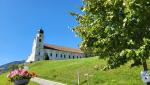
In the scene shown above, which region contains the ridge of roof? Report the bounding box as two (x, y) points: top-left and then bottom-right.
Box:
(43, 44), (83, 54)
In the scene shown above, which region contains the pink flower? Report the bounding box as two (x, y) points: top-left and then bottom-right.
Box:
(7, 68), (37, 82)
(20, 69), (28, 76)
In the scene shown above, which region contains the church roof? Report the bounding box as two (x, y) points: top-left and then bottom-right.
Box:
(44, 44), (83, 54)
(37, 29), (44, 34)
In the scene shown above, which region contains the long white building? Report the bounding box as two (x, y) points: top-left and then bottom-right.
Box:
(26, 29), (84, 62)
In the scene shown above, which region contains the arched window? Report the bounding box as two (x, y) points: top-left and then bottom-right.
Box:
(64, 55), (66, 58)
(69, 55), (70, 59)
(60, 54), (62, 58)
(39, 39), (41, 42)
(50, 53), (52, 56)
(56, 54), (58, 57)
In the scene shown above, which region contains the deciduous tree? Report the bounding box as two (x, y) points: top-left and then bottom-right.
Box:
(71, 0), (150, 84)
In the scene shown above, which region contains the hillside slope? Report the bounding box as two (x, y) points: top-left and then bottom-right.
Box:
(0, 60), (25, 71)
(29, 57), (145, 85)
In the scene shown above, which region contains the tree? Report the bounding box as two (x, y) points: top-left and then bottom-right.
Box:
(71, 0), (150, 84)
(8, 64), (18, 71)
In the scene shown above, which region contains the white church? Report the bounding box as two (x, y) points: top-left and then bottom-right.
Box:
(26, 29), (84, 62)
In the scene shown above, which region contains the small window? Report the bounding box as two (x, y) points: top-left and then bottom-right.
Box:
(73, 56), (74, 59)
(64, 55), (66, 58)
(77, 56), (78, 58)
(40, 35), (42, 37)
(69, 55), (70, 59)
(39, 39), (41, 42)
(50, 53), (52, 56)
(56, 54), (58, 57)
(39, 52), (40, 55)
(60, 54), (62, 58)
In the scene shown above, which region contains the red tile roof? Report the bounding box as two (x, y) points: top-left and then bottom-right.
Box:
(44, 44), (83, 54)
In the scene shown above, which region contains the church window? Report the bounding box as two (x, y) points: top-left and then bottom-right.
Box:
(39, 39), (41, 42)
(60, 54), (63, 58)
(56, 54), (58, 57)
(50, 53), (52, 56)
(64, 55), (66, 58)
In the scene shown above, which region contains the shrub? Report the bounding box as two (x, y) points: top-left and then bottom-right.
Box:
(44, 53), (49, 60)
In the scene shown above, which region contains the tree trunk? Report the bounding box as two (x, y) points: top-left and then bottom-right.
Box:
(143, 59), (148, 71)
(142, 59), (150, 85)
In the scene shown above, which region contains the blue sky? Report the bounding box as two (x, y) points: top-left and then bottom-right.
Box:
(0, 0), (82, 65)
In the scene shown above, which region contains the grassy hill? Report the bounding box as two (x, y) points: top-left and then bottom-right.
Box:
(0, 72), (39, 85)
(29, 57), (146, 85)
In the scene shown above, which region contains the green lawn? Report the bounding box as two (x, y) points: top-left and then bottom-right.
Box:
(0, 72), (39, 85)
(28, 57), (146, 85)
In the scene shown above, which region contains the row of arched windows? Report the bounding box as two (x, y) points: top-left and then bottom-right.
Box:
(48, 53), (82, 59)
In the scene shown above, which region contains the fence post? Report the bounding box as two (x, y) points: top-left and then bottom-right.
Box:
(77, 71), (80, 85)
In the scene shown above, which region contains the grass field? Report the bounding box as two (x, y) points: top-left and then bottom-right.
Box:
(0, 72), (39, 85)
(28, 57), (147, 85)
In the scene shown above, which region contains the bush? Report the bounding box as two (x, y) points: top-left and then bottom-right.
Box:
(44, 53), (49, 60)
(8, 64), (18, 71)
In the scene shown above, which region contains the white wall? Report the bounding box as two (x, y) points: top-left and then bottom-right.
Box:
(43, 49), (84, 60)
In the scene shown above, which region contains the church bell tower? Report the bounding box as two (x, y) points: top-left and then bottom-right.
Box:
(26, 29), (44, 62)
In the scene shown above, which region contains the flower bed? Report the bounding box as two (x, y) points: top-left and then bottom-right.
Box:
(7, 69), (37, 85)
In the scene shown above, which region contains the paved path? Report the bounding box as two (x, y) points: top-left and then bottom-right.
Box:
(31, 77), (66, 85)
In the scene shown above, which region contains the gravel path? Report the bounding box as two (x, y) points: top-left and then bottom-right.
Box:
(31, 77), (66, 85)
